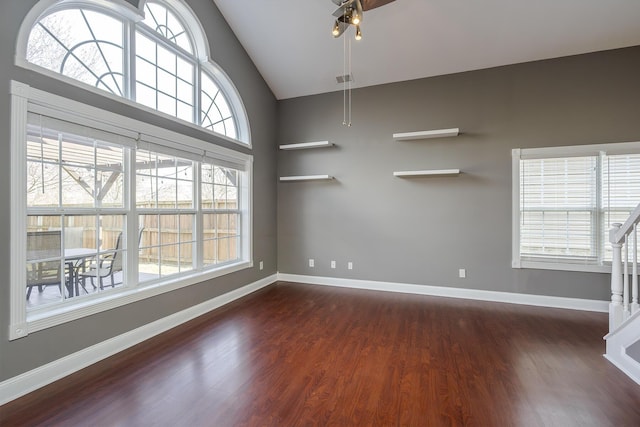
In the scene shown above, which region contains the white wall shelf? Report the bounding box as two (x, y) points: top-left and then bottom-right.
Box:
(279, 141), (333, 150)
(393, 169), (460, 177)
(393, 128), (459, 141)
(279, 175), (334, 182)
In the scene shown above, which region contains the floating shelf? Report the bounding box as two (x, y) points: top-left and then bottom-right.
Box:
(279, 175), (334, 182)
(393, 128), (459, 141)
(279, 141), (333, 150)
(393, 169), (460, 177)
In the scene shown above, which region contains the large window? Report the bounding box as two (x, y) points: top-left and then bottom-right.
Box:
(10, 82), (252, 340)
(512, 143), (640, 272)
(19, 0), (249, 145)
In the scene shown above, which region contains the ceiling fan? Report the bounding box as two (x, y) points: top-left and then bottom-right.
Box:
(331, 0), (397, 39)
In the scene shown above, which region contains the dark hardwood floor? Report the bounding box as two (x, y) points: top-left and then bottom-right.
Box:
(2, 281), (640, 426)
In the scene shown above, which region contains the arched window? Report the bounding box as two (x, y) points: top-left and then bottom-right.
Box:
(26, 7), (125, 96)
(20, 0), (250, 145)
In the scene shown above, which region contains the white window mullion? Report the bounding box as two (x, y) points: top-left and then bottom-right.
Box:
(195, 162), (203, 270)
(596, 152), (605, 265)
(126, 147), (137, 289)
(126, 21), (135, 101)
(194, 64), (201, 126)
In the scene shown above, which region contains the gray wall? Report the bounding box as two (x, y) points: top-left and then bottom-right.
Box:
(0, 0), (277, 381)
(628, 339), (640, 362)
(277, 46), (640, 301)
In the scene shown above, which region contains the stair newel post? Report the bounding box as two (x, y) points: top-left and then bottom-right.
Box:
(633, 223), (639, 314)
(610, 223), (624, 332)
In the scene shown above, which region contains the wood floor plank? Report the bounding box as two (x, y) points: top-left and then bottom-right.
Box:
(2, 281), (640, 426)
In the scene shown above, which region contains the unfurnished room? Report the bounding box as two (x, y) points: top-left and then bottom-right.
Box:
(2, 0), (640, 425)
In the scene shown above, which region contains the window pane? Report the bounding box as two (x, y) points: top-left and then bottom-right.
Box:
(139, 213), (194, 281)
(135, 32), (156, 63)
(200, 72), (237, 139)
(139, 214), (159, 282)
(135, 31), (195, 122)
(26, 215), (108, 307)
(176, 57), (193, 83)
(203, 213), (216, 266)
(157, 45), (176, 74)
(27, 160), (59, 208)
(178, 243), (194, 272)
(142, 2), (193, 54)
(136, 83), (157, 110)
(157, 92), (176, 116)
(177, 101), (193, 122)
(157, 177), (177, 208)
(158, 68), (176, 97)
(27, 9), (124, 97)
(520, 157), (597, 260)
(136, 57), (157, 87)
(201, 183), (214, 209)
(177, 178), (193, 207)
(177, 80), (193, 104)
(26, 218), (64, 308)
(76, 215), (127, 291)
(27, 121), (126, 210)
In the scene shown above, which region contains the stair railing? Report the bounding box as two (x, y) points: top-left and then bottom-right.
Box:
(609, 202), (640, 332)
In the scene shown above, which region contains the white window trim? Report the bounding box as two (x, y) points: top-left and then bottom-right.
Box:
(9, 81), (253, 340)
(512, 142), (640, 274)
(15, 0), (252, 148)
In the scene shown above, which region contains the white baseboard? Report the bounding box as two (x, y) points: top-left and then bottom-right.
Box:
(0, 274), (277, 406)
(603, 354), (640, 386)
(277, 273), (609, 313)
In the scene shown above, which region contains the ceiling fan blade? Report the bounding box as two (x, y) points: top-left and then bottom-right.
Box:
(355, 0), (363, 20)
(332, 0), (357, 18)
(333, 19), (350, 37)
(361, 0), (396, 11)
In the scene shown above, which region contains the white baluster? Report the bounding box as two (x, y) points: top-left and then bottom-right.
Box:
(610, 223), (624, 332)
(624, 235), (631, 319)
(633, 224), (639, 314)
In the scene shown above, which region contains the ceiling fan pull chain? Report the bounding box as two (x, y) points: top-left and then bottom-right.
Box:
(348, 37), (352, 127)
(343, 34), (347, 126)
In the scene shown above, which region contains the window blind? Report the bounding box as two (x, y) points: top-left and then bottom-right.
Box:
(520, 156), (597, 261)
(515, 147), (640, 270)
(602, 153), (640, 261)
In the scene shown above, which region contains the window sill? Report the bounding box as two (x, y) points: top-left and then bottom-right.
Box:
(14, 260), (252, 340)
(513, 259), (611, 274)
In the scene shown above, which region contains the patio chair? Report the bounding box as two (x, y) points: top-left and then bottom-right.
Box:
(26, 230), (65, 299)
(78, 232), (123, 290)
(78, 228), (145, 290)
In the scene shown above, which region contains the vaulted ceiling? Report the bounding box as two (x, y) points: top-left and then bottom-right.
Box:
(213, 0), (640, 100)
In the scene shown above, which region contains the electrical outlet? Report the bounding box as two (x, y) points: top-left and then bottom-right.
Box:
(309, 259), (314, 267)
(259, 261), (263, 270)
(331, 260), (336, 269)
(459, 268), (466, 278)
(348, 261), (353, 270)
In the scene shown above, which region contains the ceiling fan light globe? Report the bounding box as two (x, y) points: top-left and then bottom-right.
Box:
(332, 21), (340, 36)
